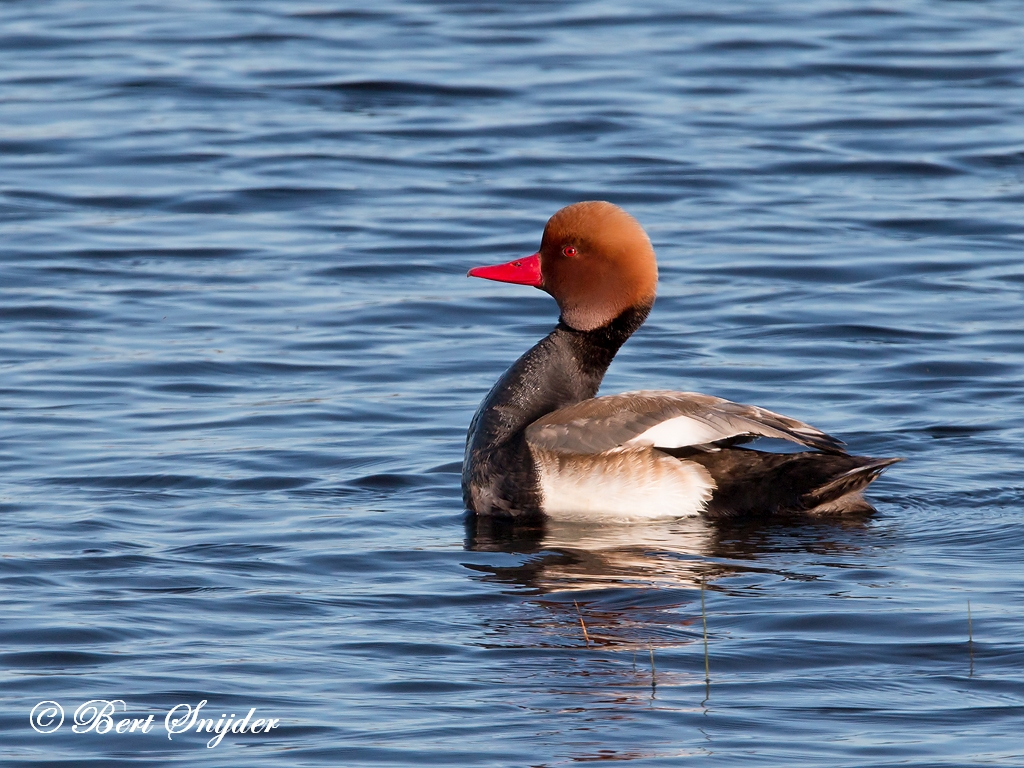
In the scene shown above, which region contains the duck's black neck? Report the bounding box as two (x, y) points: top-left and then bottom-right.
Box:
(462, 302), (651, 516)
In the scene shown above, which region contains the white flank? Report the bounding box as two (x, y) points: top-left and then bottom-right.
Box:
(623, 414), (731, 449)
(534, 447), (715, 523)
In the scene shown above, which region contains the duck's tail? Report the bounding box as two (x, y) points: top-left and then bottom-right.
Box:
(669, 447), (902, 518)
(800, 456), (903, 515)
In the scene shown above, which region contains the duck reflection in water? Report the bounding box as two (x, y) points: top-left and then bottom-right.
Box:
(464, 512), (873, 650)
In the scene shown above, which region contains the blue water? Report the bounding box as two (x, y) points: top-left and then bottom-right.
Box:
(3, 1), (1024, 765)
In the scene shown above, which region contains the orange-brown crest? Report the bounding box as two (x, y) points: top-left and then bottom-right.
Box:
(538, 201), (658, 331)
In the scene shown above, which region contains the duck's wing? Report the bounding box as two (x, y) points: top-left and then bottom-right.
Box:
(525, 390), (847, 455)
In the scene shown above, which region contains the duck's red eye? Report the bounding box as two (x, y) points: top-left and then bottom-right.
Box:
(562, 246), (577, 258)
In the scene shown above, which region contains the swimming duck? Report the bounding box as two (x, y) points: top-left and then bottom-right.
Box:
(463, 201), (899, 521)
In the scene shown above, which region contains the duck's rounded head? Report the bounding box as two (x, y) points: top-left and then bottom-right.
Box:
(469, 201), (658, 331)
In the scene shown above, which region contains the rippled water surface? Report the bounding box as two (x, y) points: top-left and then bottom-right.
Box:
(3, 1), (1024, 765)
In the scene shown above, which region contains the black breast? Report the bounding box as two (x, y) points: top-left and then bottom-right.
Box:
(463, 305), (650, 517)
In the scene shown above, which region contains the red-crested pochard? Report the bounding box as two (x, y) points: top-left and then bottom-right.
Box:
(464, 201), (899, 521)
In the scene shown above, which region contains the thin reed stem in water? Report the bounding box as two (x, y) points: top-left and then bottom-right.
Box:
(702, 575), (709, 683)
(968, 599), (973, 644)
(649, 644), (656, 688)
(968, 599), (974, 677)
(573, 599), (590, 647)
